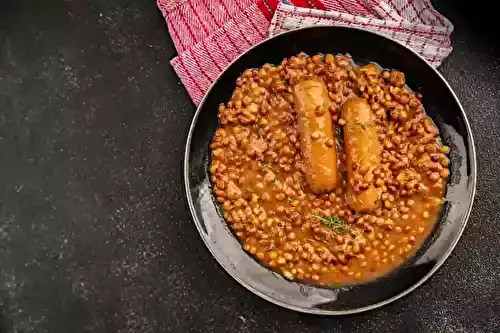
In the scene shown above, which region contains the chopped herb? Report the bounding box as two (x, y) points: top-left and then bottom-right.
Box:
(273, 179), (279, 185)
(355, 120), (367, 130)
(313, 215), (350, 234)
(262, 162), (273, 169)
(219, 206), (224, 216)
(287, 197), (294, 204)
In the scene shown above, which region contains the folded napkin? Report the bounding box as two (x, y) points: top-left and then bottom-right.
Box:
(157, 0), (454, 105)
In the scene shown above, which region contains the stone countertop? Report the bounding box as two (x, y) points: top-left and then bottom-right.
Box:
(0, 0), (498, 332)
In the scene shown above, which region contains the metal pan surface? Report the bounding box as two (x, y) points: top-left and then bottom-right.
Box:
(183, 26), (476, 315)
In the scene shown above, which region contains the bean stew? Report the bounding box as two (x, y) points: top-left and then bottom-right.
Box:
(209, 53), (449, 285)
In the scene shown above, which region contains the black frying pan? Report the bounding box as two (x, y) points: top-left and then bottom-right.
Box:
(183, 26), (476, 315)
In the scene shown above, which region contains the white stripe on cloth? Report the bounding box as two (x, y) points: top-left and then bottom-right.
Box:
(270, 1), (452, 66)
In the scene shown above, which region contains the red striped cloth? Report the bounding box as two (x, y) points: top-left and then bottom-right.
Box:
(157, 0), (453, 105)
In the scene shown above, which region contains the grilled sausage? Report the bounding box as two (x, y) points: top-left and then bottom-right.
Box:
(293, 79), (337, 193)
(342, 98), (380, 212)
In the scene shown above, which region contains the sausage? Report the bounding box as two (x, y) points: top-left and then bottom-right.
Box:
(293, 79), (337, 193)
(342, 98), (380, 212)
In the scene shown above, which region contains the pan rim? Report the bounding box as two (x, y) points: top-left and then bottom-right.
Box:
(183, 25), (477, 315)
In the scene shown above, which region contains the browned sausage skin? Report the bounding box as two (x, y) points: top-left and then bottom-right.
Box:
(342, 98), (381, 212)
(293, 79), (337, 193)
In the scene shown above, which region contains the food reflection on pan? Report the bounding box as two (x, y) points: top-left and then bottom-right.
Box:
(209, 53), (450, 285)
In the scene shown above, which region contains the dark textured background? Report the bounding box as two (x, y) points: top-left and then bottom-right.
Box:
(0, 0), (498, 332)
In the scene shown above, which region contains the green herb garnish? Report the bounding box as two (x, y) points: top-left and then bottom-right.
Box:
(287, 197), (294, 204)
(313, 215), (350, 234)
(273, 179), (279, 185)
(355, 120), (367, 130)
(262, 162), (273, 169)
